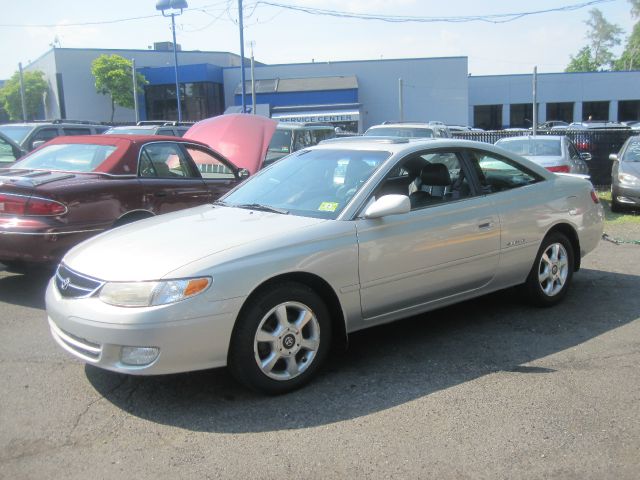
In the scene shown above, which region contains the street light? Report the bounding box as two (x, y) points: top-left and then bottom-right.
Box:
(156, 0), (188, 123)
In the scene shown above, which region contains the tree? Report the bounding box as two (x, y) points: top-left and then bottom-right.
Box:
(566, 46), (599, 72)
(0, 70), (48, 121)
(91, 54), (147, 122)
(614, 1), (640, 70)
(565, 8), (623, 72)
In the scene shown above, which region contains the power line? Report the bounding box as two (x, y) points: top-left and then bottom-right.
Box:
(0, 0), (615, 28)
(250, 0), (615, 24)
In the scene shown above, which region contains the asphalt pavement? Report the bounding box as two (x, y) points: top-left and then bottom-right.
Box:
(0, 233), (638, 479)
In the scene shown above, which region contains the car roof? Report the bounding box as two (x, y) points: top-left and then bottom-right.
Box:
(368, 123), (437, 129)
(44, 134), (209, 148)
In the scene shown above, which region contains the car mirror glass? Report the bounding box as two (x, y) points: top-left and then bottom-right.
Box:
(238, 168), (250, 179)
(31, 140), (46, 149)
(363, 194), (410, 219)
(608, 153), (618, 162)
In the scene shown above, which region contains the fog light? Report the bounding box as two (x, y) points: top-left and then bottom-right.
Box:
(120, 346), (159, 366)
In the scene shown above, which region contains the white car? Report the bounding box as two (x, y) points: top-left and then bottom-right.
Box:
(46, 137), (604, 394)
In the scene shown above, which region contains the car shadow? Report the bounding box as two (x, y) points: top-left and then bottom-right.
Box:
(85, 266), (639, 433)
(0, 266), (54, 309)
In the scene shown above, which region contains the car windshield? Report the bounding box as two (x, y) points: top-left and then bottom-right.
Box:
(497, 138), (562, 156)
(105, 127), (156, 135)
(364, 127), (434, 138)
(223, 148), (390, 219)
(268, 129), (292, 153)
(14, 143), (118, 172)
(0, 125), (33, 143)
(623, 141), (640, 162)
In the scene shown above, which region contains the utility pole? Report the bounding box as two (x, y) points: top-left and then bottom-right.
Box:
(132, 58), (139, 123)
(250, 41), (256, 114)
(18, 63), (27, 121)
(532, 66), (538, 136)
(238, 0), (247, 113)
(398, 78), (404, 122)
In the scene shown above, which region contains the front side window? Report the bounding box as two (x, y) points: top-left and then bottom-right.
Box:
(623, 141), (640, 162)
(185, 146), (235, 179)
(14, 143), (118, 172)
(0, 137), (18, 164)
(224, 149), (390, 219)
(139, 142), (196, 178)
(468, 151), (542, 193)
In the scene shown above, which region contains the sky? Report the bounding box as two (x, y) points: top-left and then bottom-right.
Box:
(0, 0), (636, 79)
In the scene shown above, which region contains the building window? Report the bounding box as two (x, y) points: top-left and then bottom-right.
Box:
(618, 100), (640, 122)
(145, 82), (223, 121)
(582, 101), (609, 121)
(510, 103), (537, 128)
(474, 105), (502, 130)
(546, 102), (574, 123)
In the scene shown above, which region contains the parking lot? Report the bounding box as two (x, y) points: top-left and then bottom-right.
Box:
(1, 224), (639, 479)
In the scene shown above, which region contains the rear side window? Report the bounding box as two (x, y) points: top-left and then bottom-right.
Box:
(62, 127), (91, 136)
(468, 151), (542, 193)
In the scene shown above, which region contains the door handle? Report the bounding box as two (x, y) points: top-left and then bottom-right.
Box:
(154, 191), (168, 198)
(478, 221), (495, 230)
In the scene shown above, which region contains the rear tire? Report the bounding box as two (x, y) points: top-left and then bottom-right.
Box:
(228, 282), (332, 394)
(522, 232), (574, 307)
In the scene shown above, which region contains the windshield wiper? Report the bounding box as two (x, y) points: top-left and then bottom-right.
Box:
(235, 203), (289, 214)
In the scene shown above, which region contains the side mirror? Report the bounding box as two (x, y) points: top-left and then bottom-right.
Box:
(363, 194), (410, 219)
(31, 140), (46, 150)
(580, 152), (592, 161)
(237, 168), (250, 179)
(608, 153), (618, 162)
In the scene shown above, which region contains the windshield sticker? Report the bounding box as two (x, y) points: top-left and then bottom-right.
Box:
(318, 202), (339, 212)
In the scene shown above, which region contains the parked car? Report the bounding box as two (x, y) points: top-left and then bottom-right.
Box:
(0, 120), (110, 152)
(46, 137), (603, 394)
(567, 121), (630, 130)
(0, 134), (249, 269)
(538, 120), (569, 130)
(264, 123), (336, 166)
(104, 124), (190, 137)
(495, 135), (591, 175)
(364, 122), (452, 139)
(609, 135), (640, 212)
(0, 131), (27, 166)
(623, 120), (640, 131)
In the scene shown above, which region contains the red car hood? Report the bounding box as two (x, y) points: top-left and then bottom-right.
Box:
(184, 114), (277, 174)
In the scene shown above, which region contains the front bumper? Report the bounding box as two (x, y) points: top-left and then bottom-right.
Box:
(612, 184), (640, 207)
(46, 278), (244, 375)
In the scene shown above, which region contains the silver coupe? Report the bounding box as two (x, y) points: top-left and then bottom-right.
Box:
(46, 137), (604, 394)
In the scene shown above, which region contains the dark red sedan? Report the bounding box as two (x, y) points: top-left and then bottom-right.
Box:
(0, 135), (247, 268)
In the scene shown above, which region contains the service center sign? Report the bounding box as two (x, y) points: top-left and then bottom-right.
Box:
(276, 113), (358, 123)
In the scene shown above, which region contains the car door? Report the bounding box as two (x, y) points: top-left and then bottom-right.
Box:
(355, 149), (501, 321)
(567, 140), (589, 175)
(464, 149), (551, 288)
(182, 144), (240, 200)
(138, 141), (212, 214)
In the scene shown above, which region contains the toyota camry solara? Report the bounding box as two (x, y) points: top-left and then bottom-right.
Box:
(46, 137), (604, 394)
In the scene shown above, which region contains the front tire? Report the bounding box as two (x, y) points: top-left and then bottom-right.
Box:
(228, 282), (332, 394)
(522, 232), (574, 307)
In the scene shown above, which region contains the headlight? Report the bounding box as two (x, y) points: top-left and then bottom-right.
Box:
(99, 277), (212, 307)
(618, 173), (640, 186)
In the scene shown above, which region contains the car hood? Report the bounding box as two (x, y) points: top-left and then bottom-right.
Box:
(63, 204), (327, 281)
(184, 114), (278, 174)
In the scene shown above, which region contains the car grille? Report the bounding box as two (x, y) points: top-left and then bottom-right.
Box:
(49, 319), (101, 361)
(55, 264), (104, 299)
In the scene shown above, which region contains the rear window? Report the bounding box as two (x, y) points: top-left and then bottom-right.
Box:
(497, 138), (562, 156)
(364, 127), (434, 138)
(14, 143), (118, 172)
